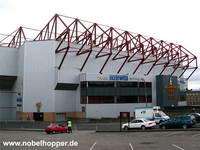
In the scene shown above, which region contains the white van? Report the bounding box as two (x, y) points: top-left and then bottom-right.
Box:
(135, 106), (170, 123)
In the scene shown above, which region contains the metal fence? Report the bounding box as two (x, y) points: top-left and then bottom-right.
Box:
(0, 120), (50, 129)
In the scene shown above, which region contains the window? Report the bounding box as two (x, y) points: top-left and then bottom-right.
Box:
(131, 120), (137, 123)
(139, 82), (152, 88)
(147, 96), (152, 103)
(81, 96), (87, 104)
(137, 120), (143, 123)
(146, 82), (152, 88)
(116, 96), (138, 103)
(143, 119), (149, 122)
(82, 106), (86, 112)
(155, 113), (161, 117)
(88, 81), (114, 87)
(58, 124), (65, 127)
(56, 113), (66, 121)
(117, 82), (138, 88)
(139, 82), (145, 88)
(168, 88), (175, 98)
(81, 82), (87, 88)
(138, 96), (146, 103)
(88, 96), (114, 104)
(138, 96), (152, 103)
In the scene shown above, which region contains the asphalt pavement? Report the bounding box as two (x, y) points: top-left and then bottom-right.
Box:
(0, 130), (200, 150)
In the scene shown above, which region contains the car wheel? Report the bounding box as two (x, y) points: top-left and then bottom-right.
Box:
(161, 125), (166, 130)
(182, 125), (187, 129)
(46, 131), (50, 134)
(141, 125), (146, 130)
(124, 126), (129, 131)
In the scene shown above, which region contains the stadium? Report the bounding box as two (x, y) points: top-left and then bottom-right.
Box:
(0, 14), (198, 121)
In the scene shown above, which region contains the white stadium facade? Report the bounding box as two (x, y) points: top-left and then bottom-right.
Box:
(0, 14), (198, 121)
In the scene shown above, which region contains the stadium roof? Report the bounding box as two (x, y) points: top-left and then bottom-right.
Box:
(0, 14), (197, 79)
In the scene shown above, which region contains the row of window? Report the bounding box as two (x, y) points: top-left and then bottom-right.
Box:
(187, 98), (200, 101)
(81, 81), (152, 88)
(188, 102), (200, 105)
(186, 96), (200, 99)
(81, 96), (152, 104)
(168, 89), (175, 97)
(187, 93), (200, 96)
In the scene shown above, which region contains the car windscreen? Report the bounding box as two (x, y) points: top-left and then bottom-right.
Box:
(192, 114), (200, 117)
(159, 111), (167, 116)
(181, 116), (191, 120)
(48, 124), (56, 127)
(143, 119), (149, 122)
(131, 120), (137, 123)
(169, 117), (176, 121)
(189, 115), (195, 119)
(58, 124), (65, 127)
(155, 113), (161, 117)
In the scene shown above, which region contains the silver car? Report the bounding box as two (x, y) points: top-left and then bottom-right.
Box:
(122, 118), (156, 130)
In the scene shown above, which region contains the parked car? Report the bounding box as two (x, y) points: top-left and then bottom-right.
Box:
(45, 123), (68, 134)
(122, 118), (156, 130)
(190, 113), (200, 123)
(159, 115), (196, 129)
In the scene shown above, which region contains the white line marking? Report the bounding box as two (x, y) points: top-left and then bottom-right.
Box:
(129, 143), (134, 150)
(166, 131), (184, 137)
(172, 144), (184, 150)
(90, 142), (97, 150)
(192, 133), (200, 137)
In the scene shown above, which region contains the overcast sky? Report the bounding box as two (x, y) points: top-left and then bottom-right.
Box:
(0, 0), (199, 89)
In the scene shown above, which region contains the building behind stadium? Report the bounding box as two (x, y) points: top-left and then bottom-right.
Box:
(0, 14), (198, 121)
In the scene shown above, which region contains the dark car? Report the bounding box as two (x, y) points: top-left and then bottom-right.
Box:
(190, 113), (200, 123)
(159, 115), (196, 129)
(45, 123), (68, 134)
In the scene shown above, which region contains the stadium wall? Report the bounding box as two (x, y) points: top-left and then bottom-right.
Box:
(0, 40), (183, 120)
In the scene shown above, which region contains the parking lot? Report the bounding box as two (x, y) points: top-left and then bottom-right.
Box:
(0, 130), (200, 150)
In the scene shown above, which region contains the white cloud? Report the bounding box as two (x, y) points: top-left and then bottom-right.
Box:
(0, 0), (7, 8)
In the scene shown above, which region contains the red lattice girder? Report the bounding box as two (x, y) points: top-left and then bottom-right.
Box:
(34, 14), (68, 41)
(111, 31), (133, 73)
(0, 27), (26, 48)
(32, 15), (200, 79)
(145, 40), (172, 75)
(55, 28), (70, 53)
(57, 29), (70, 70)
(1, 14), (197, 80)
